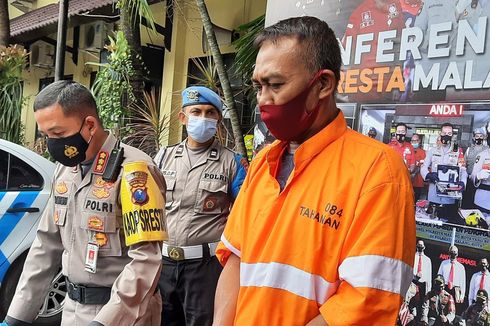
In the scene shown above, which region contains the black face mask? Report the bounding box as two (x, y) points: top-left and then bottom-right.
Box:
(416, 246), (424, 252)
(47, 121), (91, 167)
(450, 252), (457, 259)
(435, 285), (444, 294)
(396, 133), (405, 142)
(480, 264), (489, 272)
(476, 297), (485, 306)
(441, 135), (452, 145)
(475, 138), (484, 145)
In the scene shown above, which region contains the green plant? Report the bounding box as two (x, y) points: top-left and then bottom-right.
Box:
(189, 55), (220, 92)
(232, 14), (265, 104)
(0, 44), (28, 143)
(88, 31), (135, 130)
(123, 89), (168, 157)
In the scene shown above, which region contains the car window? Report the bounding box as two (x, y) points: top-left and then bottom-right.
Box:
(0, 150), (8, 191)
(7, 152), (44, 191)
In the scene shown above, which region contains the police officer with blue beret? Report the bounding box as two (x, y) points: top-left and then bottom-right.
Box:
(154, 85), (247, 326)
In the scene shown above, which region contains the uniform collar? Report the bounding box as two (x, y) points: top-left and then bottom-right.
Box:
(90, 132), (116, 175)
(177, 138), (221, 161)
(266, 109), (347, 175)
(75, 132), (114, 192)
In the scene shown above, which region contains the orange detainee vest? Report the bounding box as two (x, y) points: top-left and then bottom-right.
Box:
(216, 111), (416, 326)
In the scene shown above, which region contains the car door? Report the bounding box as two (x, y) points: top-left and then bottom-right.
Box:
(0, 147), (51, 281)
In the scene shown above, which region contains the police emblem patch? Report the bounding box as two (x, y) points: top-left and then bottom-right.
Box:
(64, 145), (79, 158)
(92, 187), (110, 199)
(56, 181), (68, 194)
(187, 90), (199, 102)
(126, 171), (150, 206)
(360, 11), (374, 29)
(203, 197), (218, 212)
(94, 233), (108, 247)
(88, 216), (104, 231)
(388, 3), (399, 17)
(94, 176), (114, 189)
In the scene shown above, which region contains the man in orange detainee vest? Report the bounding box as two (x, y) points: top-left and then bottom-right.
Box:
(212, 16), (416, 326)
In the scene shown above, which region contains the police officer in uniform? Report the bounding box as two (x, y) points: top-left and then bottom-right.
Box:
(463, 128), (488, 208)
(421, 275), (457, 326)
(154, 86), (247, 326)
(471, 145), (490, 225)
(421, 123), (467, 222)
(1, 81), (167, 326)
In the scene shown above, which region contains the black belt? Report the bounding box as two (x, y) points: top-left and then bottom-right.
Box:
(66, 279), (111, 305)
(477, 183), (490, 191)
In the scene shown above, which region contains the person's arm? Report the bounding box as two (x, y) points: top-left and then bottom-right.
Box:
(468, 274), (477, 304)
(7, 177), (64, 323)
(420, 148), (433, 179)
(93, 163), (166, 325)
(213, 253), (240, 326)
(319, 150), (416, 325)
(231, 154), (248, 200)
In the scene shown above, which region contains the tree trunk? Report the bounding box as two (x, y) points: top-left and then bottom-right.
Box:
(0, 0), (10, 46)
(120, 5), (145, 108)
(195, 0), (248, 159)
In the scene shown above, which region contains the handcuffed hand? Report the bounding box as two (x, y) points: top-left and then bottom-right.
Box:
(477, 169), (490, 180)
(425, 172), (439, 183)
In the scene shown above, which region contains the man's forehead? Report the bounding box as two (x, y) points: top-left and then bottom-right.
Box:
(185, 104), (218, 112)
(441, 126), (453, 132)
(254, 38), (305, 77)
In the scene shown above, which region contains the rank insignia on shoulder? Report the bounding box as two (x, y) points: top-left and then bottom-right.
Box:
(93, 151), (109, 174)
(56, 181), (68, 194)
(210, 149), (218, 159)
(176, 145), (184, 156)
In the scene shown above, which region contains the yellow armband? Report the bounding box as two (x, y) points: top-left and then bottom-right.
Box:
(121, 161), (168, 246)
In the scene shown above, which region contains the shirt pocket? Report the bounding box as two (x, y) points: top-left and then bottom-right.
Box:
(165, 177), (176, 209)
(194, 180), (229, 215)
(80, 212), (122, 257)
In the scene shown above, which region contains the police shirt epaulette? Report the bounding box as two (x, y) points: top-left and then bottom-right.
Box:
(92, 151), (110, 175)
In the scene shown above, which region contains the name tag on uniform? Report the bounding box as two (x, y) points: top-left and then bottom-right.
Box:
(85, 241), (99, 274)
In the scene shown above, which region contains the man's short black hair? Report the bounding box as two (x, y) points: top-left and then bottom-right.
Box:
(254, 16), (342, 86)
(395, 123), (408, 131)
(441, 122), (454, 130)
(34, 80), (98, 117)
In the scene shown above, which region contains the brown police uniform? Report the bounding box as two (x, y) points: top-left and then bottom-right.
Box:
(154, 138), (247, 326)
(7, 133), (167, 326)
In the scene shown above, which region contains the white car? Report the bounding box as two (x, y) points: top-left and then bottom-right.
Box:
(0, 139), (64, 325)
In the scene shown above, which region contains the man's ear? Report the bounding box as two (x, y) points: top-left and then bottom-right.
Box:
(178, 110), (187, 125)
(318, 69), (337, 100)
(85, 116), (98, 136)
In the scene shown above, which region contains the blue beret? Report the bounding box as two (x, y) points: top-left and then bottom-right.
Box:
(181, 86), (223, 112)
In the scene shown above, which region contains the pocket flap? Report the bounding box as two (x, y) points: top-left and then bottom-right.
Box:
(198, 180), (228, 193)
(81, 213), (117, 233)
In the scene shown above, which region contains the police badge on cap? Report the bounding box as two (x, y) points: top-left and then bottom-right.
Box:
(181, 86), (223, 112)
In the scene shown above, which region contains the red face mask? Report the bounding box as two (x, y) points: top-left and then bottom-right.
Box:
(259, 71), (323, 141)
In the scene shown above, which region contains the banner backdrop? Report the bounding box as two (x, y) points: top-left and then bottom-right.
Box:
(265, 0), (490, 103)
